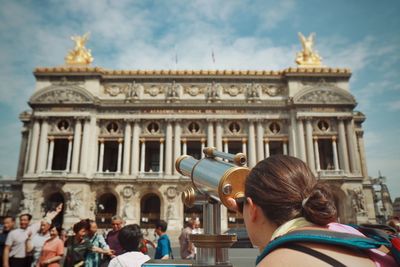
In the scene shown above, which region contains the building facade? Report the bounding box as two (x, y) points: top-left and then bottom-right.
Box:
(16, 34), (377, 241)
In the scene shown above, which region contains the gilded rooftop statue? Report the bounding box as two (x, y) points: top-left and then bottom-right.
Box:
(296, 32), (322, 67)
(65, 32), (93, 66)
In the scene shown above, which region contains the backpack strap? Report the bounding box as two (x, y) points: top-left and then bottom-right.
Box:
(284, 243), (346, 267)
(256, 229), (385, 265)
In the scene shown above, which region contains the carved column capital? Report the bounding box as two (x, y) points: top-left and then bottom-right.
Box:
(160, 138), (165, 143)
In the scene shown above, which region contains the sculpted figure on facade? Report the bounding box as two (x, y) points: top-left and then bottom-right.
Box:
(165, 81), (181, 102)
(349, 188), (366, 215)
(65, 32), (93, 65)
(246, 83), (261, 102)
(66, 188), (83, 217)
(125, 82), (141, 101)
(21, 191), (35, 214)
(206, 82), (221, 103)
(296, 32), (322, 67)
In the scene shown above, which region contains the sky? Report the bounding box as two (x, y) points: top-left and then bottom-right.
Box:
(0, 0), (399, 198)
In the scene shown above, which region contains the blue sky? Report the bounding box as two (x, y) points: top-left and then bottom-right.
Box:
(0, 0), (399, 198)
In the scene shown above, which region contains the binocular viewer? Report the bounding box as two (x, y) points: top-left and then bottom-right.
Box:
(176, 147), (250, 211)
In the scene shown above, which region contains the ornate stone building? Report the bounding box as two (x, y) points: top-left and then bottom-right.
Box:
(16, 33), (377, 241)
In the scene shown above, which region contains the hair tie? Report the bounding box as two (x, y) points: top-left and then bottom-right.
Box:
(301, 197), (310, 208)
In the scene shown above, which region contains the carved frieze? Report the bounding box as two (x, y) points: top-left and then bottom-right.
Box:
(224, 85), (244, 96)
(297, 90), (353, 104)
(263, 85), (283, 96)
(145, 85), (165, 96)
(32, 87), (93, 104)
(185, 85), (206, 96)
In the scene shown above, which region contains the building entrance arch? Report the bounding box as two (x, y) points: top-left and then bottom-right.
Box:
(96, 193), (117, 228)
(140, 193), (160, 228)
(46, 192), (65, 227)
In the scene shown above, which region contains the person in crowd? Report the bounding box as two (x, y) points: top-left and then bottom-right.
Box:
(4, 204), (63, 267)
(26, 218), (52, 267)
(154, 220), (173, 260)
(36, 225), (64, 267)
(85, 220), (112, 267)
(0, 216), (15, 266)
(105, 216), (124, 257)
(388, 217), (400, 236)
(178, 218), (195, 259)
(108, 224), (150, 267)
(226, 155), (396, 266)
(63, 220), (92, 267)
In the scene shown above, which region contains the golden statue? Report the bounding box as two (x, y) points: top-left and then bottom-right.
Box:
(295, 32), (322, 67)
(65, 32), (93, 65)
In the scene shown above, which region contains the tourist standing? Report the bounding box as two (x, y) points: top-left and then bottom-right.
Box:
(154, 220), (173, 260)
(36, 225), (64, 267)
(63, 220), (92, 267)
(105, 216), (124, 256)
(26, 218), (52, 267)
(178, 219), (195, 259)
(0, 216), (15, 266)
(85, 220), (112, 267)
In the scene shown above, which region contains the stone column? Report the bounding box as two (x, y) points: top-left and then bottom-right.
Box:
(117, 138), (123, 173)
(140, 138), (146, 173)
(88, 116), (98, 176)
(182, 138), (187, 155)
(346, 120), (358, 173)
(264, 138), (270, 158)
(173, 121), (181, 174)
(165, 121), (173, 175)
(131, 120), (141, 175)
(242, 138), (247, 157)
(337, 118), (350, 173)
(71, 119), (82, 173)
(305, 118), (315, 172)
(159, 138), (164, 174)
(289, 112), (298, 157)
(297, 118), (307, 162)
(37, 119), (49, 173)
(331, 136), (339, 171)
(200, 138), (206, 158)
(215, 120), (223, 152)
(248, 120), (256, 167)
(283, 140), (288, 155)
(207, 120), (214, 147)
(123, 122), (132, 175)
(65, 136), (73, 172)
(80, 118), (91, 174)
(97, 139), (105, 172)
(313, 137), (320, 171)
(223, 138), (228, 153)
(46, 137), (55, 171)
(28, 120), (40, 173)
(256, 121), (264, 162)
(356, 131), (369, 179)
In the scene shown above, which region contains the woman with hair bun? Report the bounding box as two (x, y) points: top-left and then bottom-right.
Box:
(227, 155), (395, 267)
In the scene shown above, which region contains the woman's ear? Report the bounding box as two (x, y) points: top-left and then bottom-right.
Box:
(246, 197), (258, 222)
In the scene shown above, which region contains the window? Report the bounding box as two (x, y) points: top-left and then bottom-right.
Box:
(269, 141), (283, 156)
(228, 122), (241, 134)
(187, 141), (202, 159)
(140, 194), (160, 228)
(52, 139), (69, 170)
(144, 141), (160, 172)
(318, 139), (334, 170)
(147, 122), (160, 134)
(269, 122), (280, 134)
(188, 122), (200, 134)
(318, 120), (329, 132)
(103, 141), (119, 172)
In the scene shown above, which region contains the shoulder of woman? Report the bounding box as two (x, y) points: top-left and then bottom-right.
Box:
(260, 247), (315, 266)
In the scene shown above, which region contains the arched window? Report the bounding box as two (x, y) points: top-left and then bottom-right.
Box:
(140, 194), (160, 228)
(96, 193), (117, 228)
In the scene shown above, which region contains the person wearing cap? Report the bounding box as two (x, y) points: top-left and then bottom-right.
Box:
(26, 218), (52, 267)
(3, 204), (63, 267)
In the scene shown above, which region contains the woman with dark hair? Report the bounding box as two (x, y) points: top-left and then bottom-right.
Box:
(63, 220), (92, 267)
(227, 155), (395, 266)
(108, 224), (150, 267)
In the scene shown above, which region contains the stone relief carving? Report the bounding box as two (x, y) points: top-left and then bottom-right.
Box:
(51, 77), (84, 86)
(164, 186), (177, 201)
(263, 85), (282, 96)
(185, 85), (205, 96)
(104, 84), (122, 96)
(121, 186), (136, 220)
(124, 82), (142, 101)
(206, 82), (222, 103)
(167, 204), (176, 220)
(246, 83), (261, 102)
(224, 85), (244, 97)
(145, 85), (164, 97)
(297, 90), (351, 104)
(165, 81), (182, 102)
(33, 88), (92, 104)
(21, 190), (35, 214)
(348, 188), (366, 215)
(66, 188), (83, 217)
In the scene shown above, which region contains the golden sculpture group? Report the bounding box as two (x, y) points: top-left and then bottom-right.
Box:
(65, 32), (93, 65)
(296, 32), (322, 67)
